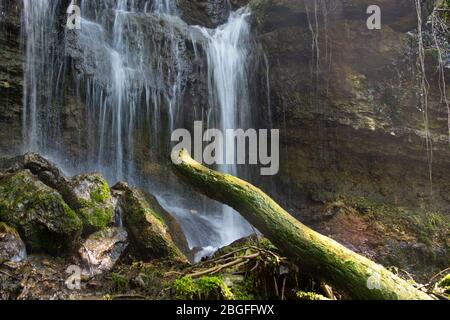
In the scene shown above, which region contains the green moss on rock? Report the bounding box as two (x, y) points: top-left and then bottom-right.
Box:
(78, 206), (113, 233)
(113, 182), (187, 261)
(0, 170), (82, 254)
(69, 174), (114, 233)
(173, 276), (196, 299)
(90, 178), (110, 203)
(438, 274), (450, 294)
(296, 291), (327, 300)
(110, 272), (130, 292)
(173, 276), (234, 300)
(348, 196), (450, 247)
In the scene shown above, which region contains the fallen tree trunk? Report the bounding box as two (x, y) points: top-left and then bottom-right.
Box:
(171, 149), (433, 300)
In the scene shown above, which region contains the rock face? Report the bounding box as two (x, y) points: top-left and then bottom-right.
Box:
(250, 0), (450, 277)
(0, 0), (23, 156)
(251, 0), (450, 211)
(79, 227), (128, 276)
(179, 0), (249, 27)
(0, 170), (83, 255)
(113, 182), (189, 262)
(0, 222), (27, 263)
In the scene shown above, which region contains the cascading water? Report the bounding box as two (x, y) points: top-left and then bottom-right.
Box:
(21, 0), (261, 259)
(152, 0), (176, 15)
(196, 8), (254, 245)
(71, 0), (187, 181)
(22, 0), (62, 154)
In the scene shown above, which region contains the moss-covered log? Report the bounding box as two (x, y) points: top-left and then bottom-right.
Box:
(171, 149), (433, 300)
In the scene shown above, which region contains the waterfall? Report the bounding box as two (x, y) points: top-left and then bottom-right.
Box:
(21, 0), (259, 258)
(153, 0), (176, 15)
(68, 0), (190, 182)
(22, 0), (62, 154)
(196, 8), (254, 245)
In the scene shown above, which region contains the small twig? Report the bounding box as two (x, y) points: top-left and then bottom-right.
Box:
(183, 244), (284, 279)
(187, 253), (260, 278)
(281, 276), (287, 300)
(187, 246), (253, 271)
(164, 271), (183, 277)
(388, 266), (415, 282)
(430, 292), (450, 300)
(248, 246), (285, 262)
(321, 282), (335, 300)
(250, 260), (260, 272)
(418, 267), (450, 290)
(0, 269), (14, 278)
(273, 276), (279, 297)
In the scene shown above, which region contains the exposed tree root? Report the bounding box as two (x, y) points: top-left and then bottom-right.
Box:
(183, 246), (284, 279)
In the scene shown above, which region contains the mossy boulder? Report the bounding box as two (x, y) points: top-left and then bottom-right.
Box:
(142, 191), (190, 257)
(112, 182), (188, 262)
(0, 222), (27, 263)
(1, 154), (114, 233)
(0, 170), (82, 255)
(66, 173), (114, 233)
(0, 153), (69, 191)
(173, 276), (234, 300)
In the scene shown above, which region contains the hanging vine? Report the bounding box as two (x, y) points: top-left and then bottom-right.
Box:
(430, 2), (450, 146)
(415, 0), (434, 200)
